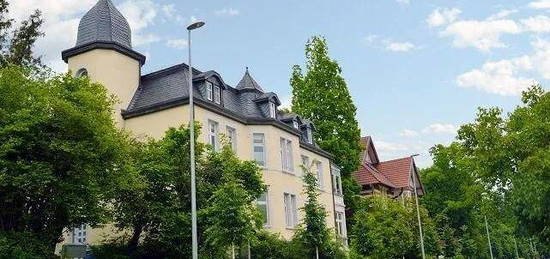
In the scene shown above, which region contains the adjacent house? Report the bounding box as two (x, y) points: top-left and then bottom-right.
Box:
(56, 0), (347, 251)
(352, 136), (424, 199)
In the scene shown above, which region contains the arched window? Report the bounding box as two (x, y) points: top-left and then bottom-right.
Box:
(76, 68), (88, 78)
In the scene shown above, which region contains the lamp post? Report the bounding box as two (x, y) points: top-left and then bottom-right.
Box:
(410, 154), (425, 259)
(187, 20), (205, 259)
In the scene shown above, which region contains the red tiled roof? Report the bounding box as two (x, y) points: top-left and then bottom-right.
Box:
(375, 157), (413, 188)
(352, 163), (396, 188)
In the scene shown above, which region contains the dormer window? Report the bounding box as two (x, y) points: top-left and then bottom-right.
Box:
(269, 102), (276, 118)
(214, 85), (221, 104)
(206, 81), (213, 101)
(306, 127), (313, 144)
(293, 120), (299, 129)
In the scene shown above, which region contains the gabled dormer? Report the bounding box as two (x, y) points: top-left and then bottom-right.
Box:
(300, 119), (316, 145)
(194, 70), (226, 106)
(280, 113), (303, 130)
(254, 92), (281, 119)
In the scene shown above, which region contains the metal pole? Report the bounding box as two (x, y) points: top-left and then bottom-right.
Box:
(484, 215), (494, 259)
(188, 28), (198, 259)
(411, 157), (425, 259)
(513, 237), (519, 259)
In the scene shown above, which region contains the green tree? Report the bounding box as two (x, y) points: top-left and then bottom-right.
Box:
(107, 128), (266, 258)
(290, 36), (362, 177)
(294, 162), (332, 259)
(0, 65), (137, 256)
(0, 0), (44, 67)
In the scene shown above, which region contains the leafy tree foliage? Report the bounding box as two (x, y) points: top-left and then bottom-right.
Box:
(108, 127), (266, 258)
(0, 0), (44, 67)
(350, 196), (439, 259)
(290, 36), (362, 177)
(0, 65), (136, 256)
(421, 85), (550, 257)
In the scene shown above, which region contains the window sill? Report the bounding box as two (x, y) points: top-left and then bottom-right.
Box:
(282, 170), (296, 176)
(285, 227), (298, 230)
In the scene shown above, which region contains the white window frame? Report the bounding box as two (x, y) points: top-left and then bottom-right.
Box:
(208, 120), (219, 151)
(257, 189), (270, 227)
(316, 161), (324, 189)
(214, 85), (221, 104)
(75, 68), (88, 78)
(72, 224), (88, 244)
(293, 120), (299, 129)
(335, 211), (346, 237)
(226, 126), (237, 152)
(253, 133), (266, 167)
(269, 102), (277, 118)
(332, 167), (343, 196)
(306, 127), (313, 144)
(284, 193), (298, 228)
(206, 81), (213, 101)
(280, 138), (294, 173)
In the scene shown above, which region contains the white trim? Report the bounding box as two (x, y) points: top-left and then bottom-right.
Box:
(252, 133), (266, 168)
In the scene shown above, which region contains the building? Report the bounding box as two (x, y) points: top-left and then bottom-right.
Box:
(57, 0), (347, 251)
(352, 136), (424, 199)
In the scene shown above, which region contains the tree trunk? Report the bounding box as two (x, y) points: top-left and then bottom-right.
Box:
(127, 224), (143, 255)
(232, 243), (236, 259)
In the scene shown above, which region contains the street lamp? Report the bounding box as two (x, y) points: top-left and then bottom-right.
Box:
(410, 154), (425, 259)
(187, 20), (205, 259)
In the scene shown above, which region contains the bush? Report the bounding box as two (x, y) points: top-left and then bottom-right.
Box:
(0, 231), (55, 259)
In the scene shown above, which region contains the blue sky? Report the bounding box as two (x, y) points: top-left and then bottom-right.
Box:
(13, 0), (550, 167)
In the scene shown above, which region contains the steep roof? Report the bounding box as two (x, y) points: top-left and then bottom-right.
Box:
(360, 136), (380, 164)
(375, 157), (413, 188)
(236, 68), (264, 92)
(76, 0), (132, 48)
(122, 65), (331, 158)
(352, 163), (396, 188)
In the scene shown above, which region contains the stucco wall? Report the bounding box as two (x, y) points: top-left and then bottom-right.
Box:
(125, 104), (337, 239)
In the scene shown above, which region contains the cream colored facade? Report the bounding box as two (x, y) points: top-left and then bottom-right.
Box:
(55, 46), (345, 250)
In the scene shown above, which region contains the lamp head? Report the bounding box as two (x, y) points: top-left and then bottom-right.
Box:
(187, 21), (205, 31)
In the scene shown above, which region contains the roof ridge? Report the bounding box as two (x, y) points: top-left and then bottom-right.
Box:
(379, 156), (411, 164)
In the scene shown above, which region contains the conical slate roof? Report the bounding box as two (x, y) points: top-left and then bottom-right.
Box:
(236, 68), (264, 92)
(76, 0), (132, 48)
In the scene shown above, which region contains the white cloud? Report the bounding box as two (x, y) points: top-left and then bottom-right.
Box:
(456, 58), (535, 96)
(376, 141), (409, 151)
(9, 0), (96, 72)
(215, 8), (240, 17)
(396, 0), (410, 5)
(385, 41), (416, 52)
(427, 8), (461, 27)
(161, 4), (185, 24)
(441, 19), (521, 51)
(521, 15), (550, 33)
(400, 129), (419, 137)
(528, 0), (550, 9)
(422, 124), (459, 134)
(487, 9), (518, 20)
(118, 0), (159, 46)
(166, 39), (188, 49)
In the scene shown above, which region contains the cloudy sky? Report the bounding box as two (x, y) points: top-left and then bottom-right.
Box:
(11, 0), (550, 167)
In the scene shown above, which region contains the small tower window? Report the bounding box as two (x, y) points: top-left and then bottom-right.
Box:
(76, 68), (88, 78)
(269, 102), (276, 118)
(293, 120), (299, 129)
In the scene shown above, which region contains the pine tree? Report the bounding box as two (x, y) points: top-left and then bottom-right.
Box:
(291, 36), (362, 177)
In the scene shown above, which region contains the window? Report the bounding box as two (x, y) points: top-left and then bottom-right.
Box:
(280, 138), (294, 173)
(269, 102), (277, 118)
(257, 191), (270, 226)
(284, 193), (298, 228)
(75, 68), (88, 78)
(293, 120), (299, 129)
(332, 167), (343, 196)
(73, 224), (87, 244)
(335, 212), (345, 237)
(306, 127), (313, 144)
(333, 174), (343, 196)
(253, 133), (266, 167)
(208, 120), (219, 151)
(316, 161), (324, 188)
(214, 85), (221, 104)
(301, 155), (310, 176)
(206, 81), (213, 101)
(226, 126), (237, 151)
